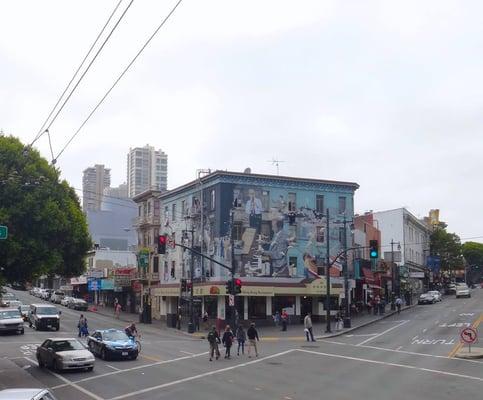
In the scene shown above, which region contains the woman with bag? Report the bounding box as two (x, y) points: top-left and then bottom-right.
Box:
(222, 325), (234, 359)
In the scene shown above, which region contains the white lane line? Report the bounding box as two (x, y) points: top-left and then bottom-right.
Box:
(319, 339), (483, 364)
(356, 320), (409, 346)
(106, 365), (121, 371)
(24, 357), (104, 400)
(422, 329), (427, 333)
(179, 350), (195, 356)
(396, 346), (403, 351)
(298, 349), (483, 382)
(345, 333), (378, 338)
(107, 350), (295, 400)
(50, 352), (209, 389)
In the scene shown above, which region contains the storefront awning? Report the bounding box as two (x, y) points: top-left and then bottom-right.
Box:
(362, 268), (375, 283)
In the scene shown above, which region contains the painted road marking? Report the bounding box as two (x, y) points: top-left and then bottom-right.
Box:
(410, 336), (456, 345)
(24, 357), (103, 400)
(107, 350), (295, 400)
(460, 313), (475, 316)
(106, 364), (121, 371)
(19, 344), (39, 356)
(140, 354), (163, 362)
(298, 349), (483, 382)
(396, 346), (403, 351)
(356, 320), (409, 346)
(345, 333), (378, 337)
(50, 352), (209, 390)
(439, 323), (471, 328)
(180, 350), (195, 356)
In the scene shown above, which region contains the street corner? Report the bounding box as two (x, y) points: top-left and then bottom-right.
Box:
(454, 346), (483, 359)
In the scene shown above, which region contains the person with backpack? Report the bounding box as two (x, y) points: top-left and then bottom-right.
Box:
(236, 324), (246, 356)
(222, 325), (235, 359)
(78, 314), (88, 337)
(207, 326), (221, 361)
(395, 296), (403, 314)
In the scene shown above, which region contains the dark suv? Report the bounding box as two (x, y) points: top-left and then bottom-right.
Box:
(28, 304), (61, 331)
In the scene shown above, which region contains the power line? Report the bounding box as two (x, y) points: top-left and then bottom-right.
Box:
(32, 0), (135, 152)
(54, 0), (184, 163)
(31, 0), (126, 146)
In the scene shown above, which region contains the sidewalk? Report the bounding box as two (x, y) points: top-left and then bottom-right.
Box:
(89, 303), (416, 341)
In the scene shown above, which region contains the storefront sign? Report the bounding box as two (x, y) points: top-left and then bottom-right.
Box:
(87, 279), (100, 291)
(88, 270), (104, 279)
(410, 272), (425, 278)
(100, 279), (114, 290)
(70, 276), (87, 285)
(240, 286), (274, 297)
(59, 285), (73, 292)
(132, 281), (142, 292)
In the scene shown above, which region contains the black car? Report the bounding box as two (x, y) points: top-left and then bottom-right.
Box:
(68, 298), (88, 311)
(87, 329), (139, 360)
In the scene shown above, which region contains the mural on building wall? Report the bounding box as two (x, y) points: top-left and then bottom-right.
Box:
(197, 184), (346, 279)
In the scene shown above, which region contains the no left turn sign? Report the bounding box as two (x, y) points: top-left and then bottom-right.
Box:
(460, 327), (478, 344)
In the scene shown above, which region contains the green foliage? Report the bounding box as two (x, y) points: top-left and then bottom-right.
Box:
(462, 241), (483, 266)
(430, 227), (463, 271)
(0, 136), (92, 283)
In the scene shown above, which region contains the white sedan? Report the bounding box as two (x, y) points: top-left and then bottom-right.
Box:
(428, 291), (442, 301)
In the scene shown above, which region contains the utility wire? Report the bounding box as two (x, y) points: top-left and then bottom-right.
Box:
(54, 0), (184, 163)
(31, 0), (126, 147)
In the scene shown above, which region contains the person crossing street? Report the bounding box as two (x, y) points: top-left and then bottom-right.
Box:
(207, 326), (221, 361)
(304, 312), (315, 342)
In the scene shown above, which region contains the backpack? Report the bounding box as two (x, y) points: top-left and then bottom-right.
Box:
(207, 331), (217, 344)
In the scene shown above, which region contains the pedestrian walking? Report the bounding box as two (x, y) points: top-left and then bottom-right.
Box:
(78, 314), (88, 337)
(373, 295), (380, 315)
(273, 310), (281, 327)
(304, 313), (316, 342)
(194, 312), (201, 331)
(236, 324), (246, 356)
(177, 308), (182, 330)
(207, 326), (221, 361)
(115, 303), (122, 319)
(335, 312), (343, 331)
(247, 322), (259, 358)
(281, 310), (288, 331)
(222, 325), (234, 359)
(395, 296), (403, 314)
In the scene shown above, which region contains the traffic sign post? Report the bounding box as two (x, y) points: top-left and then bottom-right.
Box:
(460, 327), (478, 353)
(228, 294), (235, 307)
(0, 225), (7, 240)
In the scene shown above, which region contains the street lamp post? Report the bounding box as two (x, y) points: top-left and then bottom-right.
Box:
(390, 239), (401, 310)
(325, 208), (331, 333)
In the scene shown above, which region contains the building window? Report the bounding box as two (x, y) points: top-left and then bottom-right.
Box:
(172, 203), (176, 221)
(339, 227), (345, 244)
(138, 205), (142, 217)
(338, 197), (346, 214)
(262, 190), (270, 210)
(171, 261), (176, 278)
(232, 222), (243, 241)
(153, 256), (159, 273)
(181, 200), (186, 217)
(316, 226), (325, 243)
(248, 297), (266, 319)
(147, 201), (151, 215)
(289, 256), (298, 271)
(211, 189), (216, 210)
(164, 206), (169, 220)
(316, 195), (324, 213)
(288, 193), (296, 212)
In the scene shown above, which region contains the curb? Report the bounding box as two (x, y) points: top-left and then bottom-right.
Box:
(454, 350), (483, 360)
(316, 303), (418, 340)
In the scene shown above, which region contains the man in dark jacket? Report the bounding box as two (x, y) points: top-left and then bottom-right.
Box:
(247, 322), (259, 358)
(222, 325), (234, 359)
(207, 326), (221, 361)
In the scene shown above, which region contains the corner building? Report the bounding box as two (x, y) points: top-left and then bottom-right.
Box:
(151, 170), (358, 327)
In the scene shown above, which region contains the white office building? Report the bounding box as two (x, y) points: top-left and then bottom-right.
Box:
(127, 145), (167, 198)
(82, 164), (111, 211)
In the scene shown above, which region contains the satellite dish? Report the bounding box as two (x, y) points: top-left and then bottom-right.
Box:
(244, 168), (251, 174)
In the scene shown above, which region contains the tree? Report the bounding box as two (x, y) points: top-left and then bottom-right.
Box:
(0, 136), (91, 284)
(462, 241), (483, 266)
(429, 227), (463, 273)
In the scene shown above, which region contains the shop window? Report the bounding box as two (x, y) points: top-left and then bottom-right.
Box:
(204, 296), (218, 317)
(272, 296), (295, 314)
(248, 297), (267, 319)
(319, 296), (339, 311)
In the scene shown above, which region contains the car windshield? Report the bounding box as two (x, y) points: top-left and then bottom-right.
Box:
(36, 307), (58, 315)
(428, 291), (439, 295)
(51, 340), (84, 352)
(20, 305), (29, 312)
(0, 310), (21, 319)
(103, 331), (129, 341)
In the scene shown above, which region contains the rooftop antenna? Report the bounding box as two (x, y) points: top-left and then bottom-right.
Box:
(267, 157), (285, 175)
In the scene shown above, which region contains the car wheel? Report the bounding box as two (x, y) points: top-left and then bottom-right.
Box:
(37, 357), (45, 368)
(87, 366), (94, 372)
(55, 326), (59, 331)
(19, 329), (24, 335)
(101, 348), (109, 361)
(88, 342), (96, 355)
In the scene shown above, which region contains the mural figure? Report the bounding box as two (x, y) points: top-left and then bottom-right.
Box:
(263, 219), (290, 277)
(245, 188), (263, 233)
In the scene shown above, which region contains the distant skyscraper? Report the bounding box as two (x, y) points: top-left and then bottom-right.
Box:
(127, 145), (167, 197)
(82, 164), (111, 211)
(101, 183), (129, 211)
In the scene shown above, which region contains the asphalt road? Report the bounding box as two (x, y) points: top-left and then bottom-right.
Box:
(1, 288), (482, 400)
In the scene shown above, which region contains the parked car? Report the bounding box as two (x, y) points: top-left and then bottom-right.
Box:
(445, 284), (457, 295)
(427, 291), (442, 301)
(19, 304), (30, 322)
(87, 329), (139, 360)
(0, 388), (58, 400)
(5, 300), (22, 308)
(418, 292), (437, 304)
(1, 292), (17, 307)
(28, 304), (61, 331)
(50, 291), (65, 304)
(0, 308), (25, 334)
(456, 284), (471, 298)
(61, 296), (75, 307)
(68, 298), (88, 311)
(40, 289), (54, 301)
(36, 338), (94, 372)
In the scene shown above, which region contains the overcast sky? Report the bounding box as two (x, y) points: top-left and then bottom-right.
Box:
(1, 0), (481, 242)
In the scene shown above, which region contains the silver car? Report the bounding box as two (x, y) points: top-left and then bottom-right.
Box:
(0, 388), (57, 400)
(0, 308), (25, 334)
(36, 338), (95, 372)
(456, 284), (471, 298)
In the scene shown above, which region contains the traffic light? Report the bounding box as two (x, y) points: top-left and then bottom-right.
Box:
(234, 278), (242, 294)
(158, 235), (167, 254)
(180, 279), (187, 292)
(369, 239), (379, 259)
(225, 280), (234, 295)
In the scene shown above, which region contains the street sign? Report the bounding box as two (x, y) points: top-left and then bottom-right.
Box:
(228, 294), (235, 306)
(460, 327), (477, 344)
(0, 225), (7, 240)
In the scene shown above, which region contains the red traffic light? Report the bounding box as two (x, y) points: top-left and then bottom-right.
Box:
(159, 235), (167, 244)
(234, 278), (242, 286)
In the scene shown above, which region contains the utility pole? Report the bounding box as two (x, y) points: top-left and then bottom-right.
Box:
(186, 227), (195, 334)
(325, 208), (331, 333)
(390, 239), (395, 310)
(230, 207), (236, 330)
(342, 215), (351, 328)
